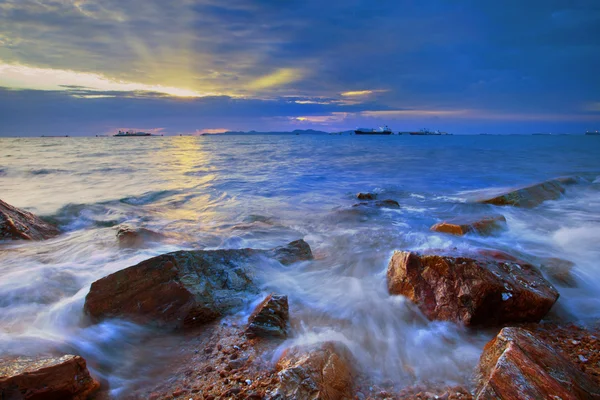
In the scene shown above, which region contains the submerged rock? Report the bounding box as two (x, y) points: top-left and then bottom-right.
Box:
(356, 192), (377, 200)
(116, 224), (164, 248)
(387, 251), (559, 327)
(246, 294), (289, 338)
(0, 354), (99, 400)
(431, 215), (506, 236)
(476, 327), (600, 399)
(477, 177), (576, 208)
(84, 240), (312, 329)
(0, 199), (60, 241)
(539, 257), (578, 288)
(273, 341), (354, 400)
(353, 199), (400, 209)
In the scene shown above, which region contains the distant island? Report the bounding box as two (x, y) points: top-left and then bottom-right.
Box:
(212, 129), (329, 136)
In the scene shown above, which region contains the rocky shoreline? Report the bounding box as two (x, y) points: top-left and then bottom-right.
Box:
(2, 176), (600, 399)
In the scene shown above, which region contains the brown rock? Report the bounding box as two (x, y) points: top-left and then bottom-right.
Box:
(431, 215), (506, 236)
(477, 178), (573, 208)
(387, 251), (559, 326)
(246, 294), (289, 338)
(476, 327), (600, 399)
(273, 341), (354, 400)
(84, 240), (312, 329)
(115, 225), (164, 248)
(0, 354), (99, 400)
(357, 193), (377, 200)
(0, 199), (60, 241)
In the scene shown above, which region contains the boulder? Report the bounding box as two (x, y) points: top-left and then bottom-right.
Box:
(0, 199), (60, 241)
(356, 192), (376, 200)
(431, 215), (506, 236)
(84, 240), (312, 329)
(116, 224), (164, 248)
(246, 294), (289, 338)
(477, 178), (575, 208)
(387, 251), (559, 327)
(273, 341), (354, 400)
(0, 354), (99, 400)
(476, 327), (600, 399)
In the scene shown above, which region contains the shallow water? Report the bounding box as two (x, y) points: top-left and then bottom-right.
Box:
(1, 135), (600, 396)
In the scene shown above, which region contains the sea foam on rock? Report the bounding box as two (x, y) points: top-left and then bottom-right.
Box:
(0, 199), (60, 241)
(476, 177), (577, 208)
(387, 251), (559, 327)
(84, 240), (312, 330)
(272, 341), (354, 400)
(0, 354), (99, 400)
(115, 224), (164, 248)
(476, 327), (600, 399)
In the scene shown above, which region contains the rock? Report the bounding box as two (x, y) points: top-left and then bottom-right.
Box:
(246, 294), (289, 338)
(476, 327), (600, 399)
(0, 354), (99, 400)
(387, 251), (559, 327)
(539, 257), (578, 287)
(353, 199), (400, 209)
(116, 224), (164, 248)
(357, 192), (377, 200)
(0, 199), (60, 241)
(266, 239), (313, 265)
(431, 215), (506, 236)
(477, 177), (574, 208)
(84, 240), (312, 329)
(273, 341), (354, 400)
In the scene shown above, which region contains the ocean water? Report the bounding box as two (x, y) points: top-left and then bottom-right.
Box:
(1, 134), (600, 396)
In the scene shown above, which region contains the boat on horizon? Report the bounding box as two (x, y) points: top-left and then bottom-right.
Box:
(354, 126), (393, 135)
(585, 130), (600, 136)
(114, 130), (153, 137)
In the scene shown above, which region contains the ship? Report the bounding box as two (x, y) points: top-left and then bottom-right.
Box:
(585, 130), (600, 136)
(354, 125), (393, 135)
(114, 130), (153, 137)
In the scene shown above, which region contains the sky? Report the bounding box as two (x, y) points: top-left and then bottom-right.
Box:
(0, 0), (599, 136)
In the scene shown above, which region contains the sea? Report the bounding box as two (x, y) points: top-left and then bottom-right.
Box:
(1, 134), (599, 396)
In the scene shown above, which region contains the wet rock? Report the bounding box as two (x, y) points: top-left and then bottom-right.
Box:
(0, 199), (60, 241)
(84, 240), (312, 329)
(477, 177), (576, 208)
(266, 239), (313, 265)
(387, 251), (559, 327)
(273, 341), (354, 400)
(357, 192), (377, 200)
(246, 294), (289, 338)
(0, 354), (99, 400)
(540, 257), (578, 287)
(431, 215), (506, 236)
(116, 224), (164, 248)
(476, 327), (600, 399)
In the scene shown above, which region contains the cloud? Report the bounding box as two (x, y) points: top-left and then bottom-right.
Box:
(340, 90), (388, 97)
(0, 62), (222, 97)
